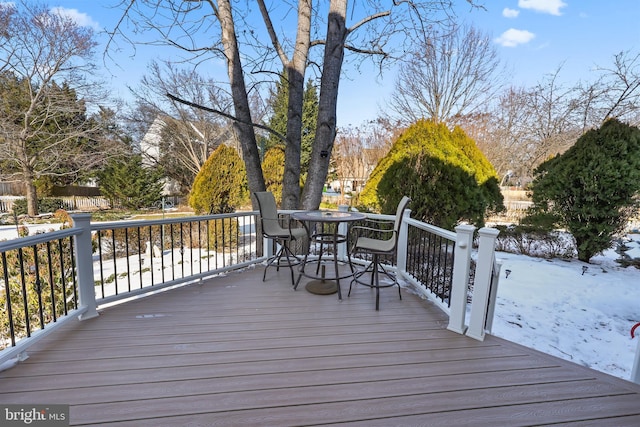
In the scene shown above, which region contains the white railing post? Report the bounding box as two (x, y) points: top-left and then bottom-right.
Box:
(71, 214), (99, 320)
(337, 205), (349, 260)
(466, 227), (500, 341)
(447, 224), (475, 335)
(632, 324), (640, 384)
(396, 209), (411, 275)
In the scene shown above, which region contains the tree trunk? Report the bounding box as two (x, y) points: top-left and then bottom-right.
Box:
(218, 0), (265, 203)
(25, 178), (38, 217)
(282, 66), (304, 209)
(301, 0), (348, 210)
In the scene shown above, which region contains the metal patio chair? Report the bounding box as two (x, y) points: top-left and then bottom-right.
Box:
(254, 191), (307, 286)
(348, 196), (411, 310)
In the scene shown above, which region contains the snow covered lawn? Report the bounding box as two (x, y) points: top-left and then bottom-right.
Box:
(492, 240), (640, 382)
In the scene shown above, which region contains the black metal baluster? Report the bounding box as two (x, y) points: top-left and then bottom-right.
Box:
(18, 248), (30, 337)
(112, 227), (118, 295)
(432, 234), (441, 296)
(445, 240), (454, 306)
(198, 220), (202, 274)
(431, 234), (440, 297)
(32, 245), (45, 330)
(149, 225), (154, 285)
(46, 241), (56, 323)
(2, 252), (16, 347)
(125, 228), (131, 292)
(69, 237), (78, 310)
(189, 220), (194, 275)
(58, 238), (68, 316)
(180, 223), (185, 278)
(222, 218), (227, 267)
(416, 229), (425, 288)
(235, 216), (240, 263)
(160, 223), (165, 284)
(97, 231), (106, 297)
(214, 219), (219, 269)
(137, 226), (143, 289)
(206, 219), (211, 271)
(170, 223), (175, 281)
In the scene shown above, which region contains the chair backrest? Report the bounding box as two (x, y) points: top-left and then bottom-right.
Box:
(254, 192), (282, 236)
(393, 196), (411, 235)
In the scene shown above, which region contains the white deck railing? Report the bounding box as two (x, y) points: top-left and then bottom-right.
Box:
(1, 210), (501, 368)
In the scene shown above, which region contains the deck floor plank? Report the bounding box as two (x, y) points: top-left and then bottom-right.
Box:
(1, 267), (639, 426)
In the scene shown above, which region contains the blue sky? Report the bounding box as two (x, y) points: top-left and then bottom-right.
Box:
(37, 1), (640, 127)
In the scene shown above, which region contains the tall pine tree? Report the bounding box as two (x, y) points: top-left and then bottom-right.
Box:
(264, 72), (318, 177)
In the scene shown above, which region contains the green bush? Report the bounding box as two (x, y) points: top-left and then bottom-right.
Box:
(12, 198), (64, 216)
(359, 120), (503, 229)
(263, 147), (285, 205)
(189, 145), (248, 214)
(526, 119), (640, 262)
(97, 155), (164, 210)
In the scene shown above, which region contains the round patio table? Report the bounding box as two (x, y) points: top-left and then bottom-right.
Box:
(291, 210), (366, 299)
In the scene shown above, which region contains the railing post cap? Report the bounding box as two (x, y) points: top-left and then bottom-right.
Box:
(70, 213), (92, 219)
(478, 227), (500, 237)
(70, 213), (92, 224)
(455, 224), (476, 233)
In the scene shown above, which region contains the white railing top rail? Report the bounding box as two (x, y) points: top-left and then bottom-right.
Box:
(0, 227), (80, 252)
(89, 210), (259, 231)
(405, 217), (457, 241)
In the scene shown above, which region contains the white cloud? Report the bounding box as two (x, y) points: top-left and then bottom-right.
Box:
(50, 7), (100, 30)
(518, 0), (567, 16)
(503, 8), (520, 18)
(495, 28), (536, 47)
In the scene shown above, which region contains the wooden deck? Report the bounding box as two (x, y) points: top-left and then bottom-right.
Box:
(2, 266), (640, 426)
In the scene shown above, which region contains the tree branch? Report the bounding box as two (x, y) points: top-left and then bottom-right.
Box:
(257, 0), (289, 66)
(347, 10), (391, 34)
(166, 92), (287, 143)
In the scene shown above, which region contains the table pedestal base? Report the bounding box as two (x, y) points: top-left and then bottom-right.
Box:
(305, 280), (338, 295)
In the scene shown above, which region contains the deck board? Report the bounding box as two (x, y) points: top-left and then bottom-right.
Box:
(1, 266), (640, 426)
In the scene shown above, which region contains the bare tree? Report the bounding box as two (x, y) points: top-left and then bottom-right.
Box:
(0, 1), (118, 216)
(588, 50), (640, 127)
(110, 1), (475, 210)
(389, 23), (504, 125)
(129, 60), (236, 193)
(461, 70), (582, 185)
(332, 128), (366, 202)
(463, 50), (640, 186)
(522, 69), (583, 171)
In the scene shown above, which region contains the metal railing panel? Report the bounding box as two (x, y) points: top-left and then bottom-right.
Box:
(1, 230), (80, 351)
(90, 212), (261, 301)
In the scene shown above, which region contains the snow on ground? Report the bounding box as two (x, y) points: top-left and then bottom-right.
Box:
(491, 237), (640, 382)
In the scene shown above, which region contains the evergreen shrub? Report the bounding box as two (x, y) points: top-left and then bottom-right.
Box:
(359, 120), (503, 229)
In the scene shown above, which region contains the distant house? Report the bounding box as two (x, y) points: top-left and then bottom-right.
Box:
(139, 116), (239, 195)
(329, 147), (379, 194)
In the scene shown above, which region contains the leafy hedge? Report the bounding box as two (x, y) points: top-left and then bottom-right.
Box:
(359, 120), (503, 229)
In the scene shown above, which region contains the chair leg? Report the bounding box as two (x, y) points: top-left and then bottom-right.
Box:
(373, 256), (380, 311)
(263, 245), (284, 282)
(350, 254), (401, 310)
(283, 242), (297, 287)
(264, 240), (300, 287)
